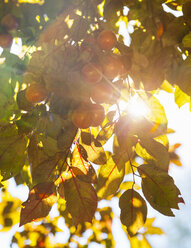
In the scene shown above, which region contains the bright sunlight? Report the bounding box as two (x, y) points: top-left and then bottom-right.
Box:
(119, 93), (151, 119)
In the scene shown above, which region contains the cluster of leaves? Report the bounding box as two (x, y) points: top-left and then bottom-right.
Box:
(0, 0), (190, 247)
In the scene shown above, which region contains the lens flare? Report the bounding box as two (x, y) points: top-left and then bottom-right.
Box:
(119, 94), (150, 118)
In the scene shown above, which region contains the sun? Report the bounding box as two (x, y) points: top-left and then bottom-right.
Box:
(119, 93), (150, 119)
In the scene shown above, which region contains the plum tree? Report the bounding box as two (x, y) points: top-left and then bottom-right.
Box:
(0, 1), (189, 247)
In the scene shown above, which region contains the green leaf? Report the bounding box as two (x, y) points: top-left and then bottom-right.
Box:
(57, 121), (77, 150)
(16, 113), (37, 134)
(37, 113), (63, 139)
(136, 135), (169, 171)
(0, 131), (27, 180)
(28, 134), (60, 184)
(138, 164), (184, 216)
(31, 157), (60, 185)
(96, 152), (125, 199)
(40, 135), (60, 157)
(63, 172), (98, 226)
(20, 182), (57, 226)
(119, 189), (147, 236)
(28, 134), (49, 168)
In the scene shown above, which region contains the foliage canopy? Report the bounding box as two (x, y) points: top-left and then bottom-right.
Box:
(0, 0), (190, 247)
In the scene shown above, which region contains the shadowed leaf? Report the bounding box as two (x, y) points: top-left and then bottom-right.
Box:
(20, 182), (57, 226)
(138, 164), (184, 216)
(63, 170), (97, 226)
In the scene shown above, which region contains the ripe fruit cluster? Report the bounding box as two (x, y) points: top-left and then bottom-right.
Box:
(0, 14), (18, 48)
(72, 103), (105, 129)
(25, 83), (48, 104)
(24, 29), (126, 130)
(81, 30), (125, 84)
(71, 29), (125, 129)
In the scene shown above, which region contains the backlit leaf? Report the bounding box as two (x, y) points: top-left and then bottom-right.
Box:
(136, 135), (169, 171)
(147, 96), (167, 126)
(174, 85), (190, 108)
(80, 138), (107, 165)
(119, 189), (147, 236)
(129, 235), (152, 248)
(96, 152), (125, 199)
(96, 123), (115, 146)
(71, 143), (97, 184)
(144, 218), (164, 235)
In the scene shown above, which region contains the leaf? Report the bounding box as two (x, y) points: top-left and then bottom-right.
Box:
(0, 132), (27, 180)
(71, 143), (97, 184)
(0, 190), (21, 232)
(114, 116), (139, 160)
(80, 135), (107, 165)
(96, 152), (125, 199)
(0, 74), (17, 122)
(31, 157), (60, 185)
(119, 182), (141, 191)
(146, 96), (167, 126)
(174, 56), (191, 96)
(144, 218), (164, 235)
(96, 123), (115, 146)
(161, 80), (174, 93)
(138, 164), (184, 216)
(63, 171), (98, 226)
(182, 32), (191, 48)
(174, 85), (190, 108)
(17, 90), (34, 112)
(28, 134), (49, 168)
(16, 113), (37, 134)
(20, 182), (57, 226)
(162, 18), (189, 47)
(70, 16), (89, 41)
(40, 135), (60, 157)
(129, 235), (152, 248)
(37, 113), (63, 139)
(136, 135), (169, 171)
(57, 121), (77, 150)
(154, 134), (169, 148)
(28, 134), (61, 184)
(169, 143), (182, 167)
(119, 189), (147, 236)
